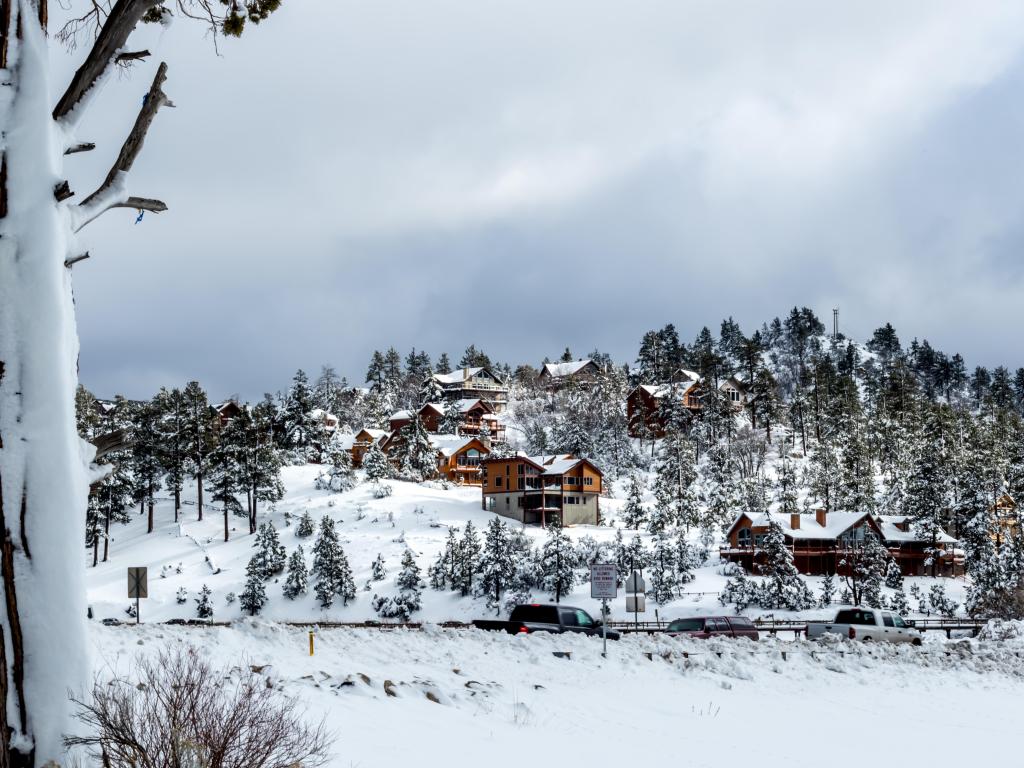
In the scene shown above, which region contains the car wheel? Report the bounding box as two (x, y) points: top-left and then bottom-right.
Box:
(911, 637), (922, 647)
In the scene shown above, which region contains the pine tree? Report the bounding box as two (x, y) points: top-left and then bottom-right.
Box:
(647, 534), (678, 605)
(429, 527), (461, 590)
(440, 398), (463, 435)
(775, 455), (800, 515)
(282, 546), (309, 599)
(456, 521), (481, 596)
(362, 443), (391, 482)
(621, 475), (648, 530)
(241, 406), (285, 532)
(889, 588), (911, 616)
(399, 414), (437, 480)
(312, 516), (355, 608)
(884, 559), (904, 590)
(282, 369), (328, 459)
(182, 381), (217, 521)
(477, 518), (516, 613)
(903, 412), (949, 577)
(394, 549), (423, 617)
(371, 553), (387, 581)
(756, 515), (815, 610)
(195, 585), (214, 619)
(154, 387), (189, 522)
(818, 572), (836, 607)
(719, 569), (758, 610)
(651, 431), (698, 533)
(130, 400), (163, 535)
(841, 530), (888, 608)
(239, 556), (268, 615)
(541, 521), (577, 602)
(674, 530), (696, 588)
(208, 414), (245, 543)
(316, 435), (356, 492)
(252, 521), (287, 578)
(296, 510), (315, 538)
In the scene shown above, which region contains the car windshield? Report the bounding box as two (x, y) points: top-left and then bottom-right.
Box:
(668, 619), (704, 632)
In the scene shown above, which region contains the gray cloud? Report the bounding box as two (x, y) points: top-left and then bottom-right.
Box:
(58, 0), (1024, 400)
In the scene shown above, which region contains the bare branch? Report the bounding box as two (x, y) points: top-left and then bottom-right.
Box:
(64, 253), (91, 268)
(91, 429), (130, 461)
(115, 48), (150, 64)
(53, 0), (163, 122)
(75, 62), (172, 230)
(64, 142), (97, 155)
(115, 196), (167, 212)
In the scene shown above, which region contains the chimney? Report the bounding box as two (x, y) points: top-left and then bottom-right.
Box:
(463, 367), (469, 381)
(790, 513), (801, 530)
(815, 508), (827, 527)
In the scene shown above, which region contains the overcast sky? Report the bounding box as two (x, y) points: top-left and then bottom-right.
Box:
(58, 0), (1024, 400)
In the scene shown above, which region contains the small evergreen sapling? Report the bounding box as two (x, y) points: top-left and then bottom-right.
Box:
(362, 443), (392, 482)
(477, 518), (516, 613)
(540, 521), (577, 602)
(195, 585), (214, 619)
(456, 521), (481, 596)
(818, 573), (836, 607)
(175, 587), (188, 605)
(371, 553), (387, 581)
(296, 510), (315, 538)
(283, 546), (309, 599)
(621, 474), (648, 531)
(240, 556), (268, 615)
(252, 521), (287, 578)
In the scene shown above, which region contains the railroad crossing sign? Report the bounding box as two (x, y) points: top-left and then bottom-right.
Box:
(128, 567), (148, 625)
(590, 564), (618, 599)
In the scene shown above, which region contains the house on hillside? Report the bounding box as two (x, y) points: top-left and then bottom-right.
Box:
(432, 435), (491, 485)
(721, 509), (962, 577)
(213, 400), (244, 427)
(387, 400), (504, 442)
(626, 372), (747, 438)
(480, 453), (603, 527)
(310, 408), (340, 433)
(537, 359), (603, 390)
(349, 428), (387, 467)
(433, 367), (508, 412)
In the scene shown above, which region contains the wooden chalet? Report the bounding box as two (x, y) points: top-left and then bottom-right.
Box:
(480, 453), (603, 527)
(213, 400), (244, 427)
(310, 408), (340, 433)
(721, 509), (963, 577)
(537, 359), (602, 390)
(348, 428), (387, 467)
(432, 436), (490, 485)
(626, 372), (747, 439)
(387, 400), (504, 442)
(432, 367), (509, 412)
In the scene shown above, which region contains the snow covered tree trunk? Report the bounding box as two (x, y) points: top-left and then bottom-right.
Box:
(0, 2), (90, 763)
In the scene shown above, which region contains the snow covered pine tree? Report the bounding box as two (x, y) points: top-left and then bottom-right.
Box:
(0, 1), (281, 763)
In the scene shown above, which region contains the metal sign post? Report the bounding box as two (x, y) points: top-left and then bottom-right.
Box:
(127, 567), (148, 625)
(625, 569), (645, 630)
(590, 563), (617, 657)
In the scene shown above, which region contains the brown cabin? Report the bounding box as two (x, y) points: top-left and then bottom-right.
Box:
(388, 400), (504, 442)
(349, 428), (387, 467)
(480, 454), (603, 527)
(537, 359), (603, 390)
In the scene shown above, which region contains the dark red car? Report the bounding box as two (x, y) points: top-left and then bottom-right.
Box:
(665, 616), (759, 641)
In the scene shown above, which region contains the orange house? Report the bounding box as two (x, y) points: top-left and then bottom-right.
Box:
(480, 453), (603, 527)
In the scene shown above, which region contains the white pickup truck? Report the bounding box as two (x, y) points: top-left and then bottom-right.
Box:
(806, 607), (921, 645)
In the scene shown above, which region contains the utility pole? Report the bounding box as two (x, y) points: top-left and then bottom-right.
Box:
(832, 308), (839, 341)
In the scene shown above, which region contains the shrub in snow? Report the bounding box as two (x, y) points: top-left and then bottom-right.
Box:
(67, 647), (331, 766)
(125, 604), (138, 619)
(225, 592), (237, 605)
(373, 549), (423, 620)
(719, 571), (758, 611)
(240, 557), (269, 615)
(283, 546), (309, 599)
(718, 561), (744, 577)
(928, 584), (958, 618)
(315, 441), (357, 492)
(195, 585), (214, 619)
(296, 510), (315, 538)
(371, 553), (387, 581)
(176, 587), (188, 605)
(888, 588), (911, 616)
(372, 482), (393, 499)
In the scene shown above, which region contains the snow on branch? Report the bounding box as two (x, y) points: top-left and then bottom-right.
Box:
(53, 0), (163, 124)
(74, 62), (172, 230)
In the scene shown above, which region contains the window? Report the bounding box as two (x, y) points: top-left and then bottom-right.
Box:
(495, 476), (503, 488)
(566, 476), (578, 486)
(728, 388), (740, 402)
(517, 497), (524, 508)
(505, 496), (510, 507)
(584, 477), (594, 486)
(484, 497), (496, 511)
(892, 615), (907, 628)
(882, 613), (895, 627)
(565, 496), (580, 505)
(559, 609), (579, 627)
(667, 619), (704, 632)
(457, 449), (481, 468)
(753, 533), (768, 547)
(574, 610), (595, 628)
(737, 528), (752, 547)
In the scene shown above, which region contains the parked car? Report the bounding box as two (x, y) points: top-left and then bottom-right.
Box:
(806, 607), (921, 645)
(473, 604), (621, 640)
(665, 616), (759, 641)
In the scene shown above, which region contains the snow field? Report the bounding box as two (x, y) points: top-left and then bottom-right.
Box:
(89, 620), (1024, 768)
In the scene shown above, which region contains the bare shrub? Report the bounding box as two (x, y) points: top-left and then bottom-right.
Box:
(65, 646), (332, 768)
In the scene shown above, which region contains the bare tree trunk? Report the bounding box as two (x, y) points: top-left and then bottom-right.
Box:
(224, 502), (229, 543)
(197, 469), (204, 521)
(174, 487), (180, 523)
(103, 508), (110, 562)
(146, 480), (154, 533)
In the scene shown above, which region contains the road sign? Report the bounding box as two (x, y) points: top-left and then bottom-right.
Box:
(626, 594), (646, 613)
(127, 567), (148, 598)
(590, 564), (618, 599)
(625, 570), (645, 594)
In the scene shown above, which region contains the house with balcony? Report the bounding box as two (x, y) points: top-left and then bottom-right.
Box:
(431, 435), (490, 485)
(480, 453), (603, 527)
(626, 371), (747, 438)
(432, 367), (509, 412)
(537, 359), (603, 390)
(348, 428), (387, 467)
(721, 509), (961, 577)
(387, 400), (504, 442)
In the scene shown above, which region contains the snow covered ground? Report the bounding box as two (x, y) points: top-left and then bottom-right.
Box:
(88, 620), (1024, 768)
(85, 465), (970, 624)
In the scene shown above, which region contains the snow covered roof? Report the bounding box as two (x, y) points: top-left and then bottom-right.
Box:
(428, 434), (486, 457)
(433, 367), (500, 385)
(730, 511), (876, 540)
(541, 359), (597, 378)
(354, 428), (387, 442)
(332, 433), (357, 450)
(876, 515), (958, 544)
(637, 380), (700, 399)
(389, 409), (413, 422)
